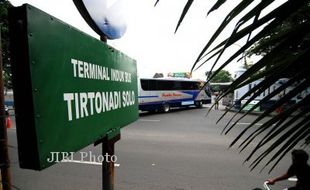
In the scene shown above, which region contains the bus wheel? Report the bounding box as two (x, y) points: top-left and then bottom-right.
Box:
(162, 103), (170, 113)
(195, 101), (202, 108)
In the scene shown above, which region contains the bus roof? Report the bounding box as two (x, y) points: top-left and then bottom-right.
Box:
(139, 77), (206, 82)
(210, 82), (232, 86)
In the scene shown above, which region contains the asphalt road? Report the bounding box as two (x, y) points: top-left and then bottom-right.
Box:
(7, 107), (293, 190)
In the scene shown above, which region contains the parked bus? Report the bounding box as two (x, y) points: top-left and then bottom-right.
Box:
(138, 78), (211, 112)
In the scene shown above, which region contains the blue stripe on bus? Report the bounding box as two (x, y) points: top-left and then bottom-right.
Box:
(139, 98), (194, 105)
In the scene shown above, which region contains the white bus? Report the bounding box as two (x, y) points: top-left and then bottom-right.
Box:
(138, 78), (211, 112)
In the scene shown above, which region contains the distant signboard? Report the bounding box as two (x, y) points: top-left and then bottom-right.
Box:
(241, 100), (260, 112)
(9, 4), (138, 170)
(168, 72), (191, 78)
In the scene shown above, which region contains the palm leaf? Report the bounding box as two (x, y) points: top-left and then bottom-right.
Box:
(195, 0), (308, 73)
(192, 0), (256, 71)
(233, 91), (310, 171)
(251, 119), (310, 172)
(203, 0), (273, 61)
(171, 0), (310, 171)
(221, 74), (307, 136)
(207, 0), (227, 15)
(212, 46), (298, 122)
(220, 75), (299, 133)
(246, 108), (310, 158)
(214, 41), (310, 136)
(267, 126), (310, 173)
(242, 96), (310, 157)
(174, 0), (193, 33)
(227, 79), (310, 141)
(154, 0), (159, 7)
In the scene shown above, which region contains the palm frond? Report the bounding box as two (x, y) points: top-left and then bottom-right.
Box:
(154, 0), (159, 7)
(207, 0), (227, 15)
(192, 0), (256, 71)
(172, 0), (310, 172)
(174, 0), (193, 33)
(199, 0), (308, 77)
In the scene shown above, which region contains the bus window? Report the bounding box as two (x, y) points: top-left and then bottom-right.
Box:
(141, 79), (149, 90)
(181, 81), (191, 90)
(173, 81), (182, 90)
(157, 80), (174, 90)
(148, 80), (157, 90)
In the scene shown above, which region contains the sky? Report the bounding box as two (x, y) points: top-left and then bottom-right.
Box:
(9, 0), (282, 79)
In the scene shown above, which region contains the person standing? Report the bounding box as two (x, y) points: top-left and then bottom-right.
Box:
(214, 93), (219, 110)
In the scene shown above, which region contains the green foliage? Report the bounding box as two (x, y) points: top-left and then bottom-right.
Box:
(156, 0), (310, 172)
(0, 0), (12, 88)
(209, 70), (233, 83)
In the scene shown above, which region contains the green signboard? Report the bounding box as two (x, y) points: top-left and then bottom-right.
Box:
(9, 4), (138, 170)
(167, 72), (191, 78)
(241, 100), (260, 112)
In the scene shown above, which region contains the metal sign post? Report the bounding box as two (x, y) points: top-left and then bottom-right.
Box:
(99, 35), (119, 190)
(95, 134), (120, 190)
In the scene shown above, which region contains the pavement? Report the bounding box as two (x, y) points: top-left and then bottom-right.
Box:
(6, 107), (294, 190)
